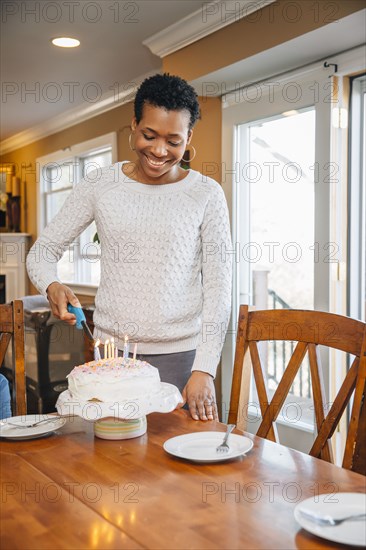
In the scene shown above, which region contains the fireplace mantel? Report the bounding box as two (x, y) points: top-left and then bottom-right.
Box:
(0, 233), (31, 303)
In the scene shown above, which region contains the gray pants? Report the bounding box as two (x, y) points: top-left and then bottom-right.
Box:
(134, 350), (196, 394)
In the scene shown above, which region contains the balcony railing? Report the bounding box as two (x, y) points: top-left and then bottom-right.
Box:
(267, 289), (311, 399)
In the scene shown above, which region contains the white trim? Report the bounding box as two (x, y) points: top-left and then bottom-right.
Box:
(36, 132), (118, 166)
(245, 406), (316, 454)
(36, 132), (117, 236)
(67, 283), (97, 297)
(331, 45), (366, 77)
(349, 75), (366, 322)
(0, 232), (31, 237)
(143, 0), (276, 58)
(0, 233), (31, 301)
(247, 405), (315, 434)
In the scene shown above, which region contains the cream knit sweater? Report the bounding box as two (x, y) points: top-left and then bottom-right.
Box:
(27, 161), (232, 377)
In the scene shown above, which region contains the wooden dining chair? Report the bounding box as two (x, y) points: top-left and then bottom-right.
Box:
(228, 305), (366, 474)
(0, 300), (27, 415)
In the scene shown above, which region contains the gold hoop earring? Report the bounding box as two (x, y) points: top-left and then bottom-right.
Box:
(181, 145), (196, 163)
(128, 133), (135, 151)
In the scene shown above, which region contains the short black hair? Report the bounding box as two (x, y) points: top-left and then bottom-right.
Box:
(134, 73), (201, 131)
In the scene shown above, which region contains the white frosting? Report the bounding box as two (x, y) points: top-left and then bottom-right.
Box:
(67, 357), (161, 402)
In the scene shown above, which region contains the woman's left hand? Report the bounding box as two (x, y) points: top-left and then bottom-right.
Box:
(177, 371), (218, 421)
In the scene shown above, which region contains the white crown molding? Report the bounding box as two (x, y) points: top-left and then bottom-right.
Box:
(143, 0), (275, 58)
(0, 70), (157, 155)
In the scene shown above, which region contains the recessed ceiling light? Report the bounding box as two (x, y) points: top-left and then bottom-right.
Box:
(282, 110), (298, 117)
(52, 37), (80, 48)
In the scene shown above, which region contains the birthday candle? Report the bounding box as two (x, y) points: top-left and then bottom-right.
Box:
(110, 337), (115, 359)
(94, 339), (101, 361)
(133, 343), (137, 361)
(123, 335), (129, 359)
(104, 339), (109, 360)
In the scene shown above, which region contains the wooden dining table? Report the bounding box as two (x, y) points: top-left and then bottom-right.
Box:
(1, 410), (365, 549)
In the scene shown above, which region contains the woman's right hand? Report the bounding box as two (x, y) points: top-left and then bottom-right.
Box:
(46, 282), (81, 325)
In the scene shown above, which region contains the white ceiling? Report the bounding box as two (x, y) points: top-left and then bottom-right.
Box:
(1, 2), (365, 146)
(1, 0), (206, 141)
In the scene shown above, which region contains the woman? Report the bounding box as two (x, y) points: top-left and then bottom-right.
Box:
(27, 74), (232, 421)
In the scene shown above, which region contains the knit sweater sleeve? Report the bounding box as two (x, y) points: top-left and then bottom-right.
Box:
(191, 182), (233, 378)
(26, 176), (96, 296)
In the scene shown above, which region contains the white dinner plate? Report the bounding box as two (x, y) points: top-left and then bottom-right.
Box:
(0, 415), (66, 440)
(294, 492), (366, 547)
(163, 431), (253, 462)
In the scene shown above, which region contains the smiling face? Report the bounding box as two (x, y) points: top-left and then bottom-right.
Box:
(130, 103), (193, 184)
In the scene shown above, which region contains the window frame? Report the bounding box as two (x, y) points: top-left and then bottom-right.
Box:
(221, 65), (333, 427)
(348, 74), (366, 322)
(221, 47), (365, 460)
(36, 132), (117, 292)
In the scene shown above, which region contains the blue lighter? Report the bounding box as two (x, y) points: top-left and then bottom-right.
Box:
(67, 304), (94, 341)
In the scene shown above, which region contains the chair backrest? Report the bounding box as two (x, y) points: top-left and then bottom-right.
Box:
(229, 305), (366, 474)
(0, 300), (26, 415)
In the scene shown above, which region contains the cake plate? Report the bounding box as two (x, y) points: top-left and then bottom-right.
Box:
(56, 382), (183, 440)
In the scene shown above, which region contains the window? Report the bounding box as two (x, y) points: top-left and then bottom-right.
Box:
(220, 46), (365, 462)
(221, 65), (335, 449)
(240, 108), (316, 312)
(37, 133), (117, 288)
(239, 110), (316, 409)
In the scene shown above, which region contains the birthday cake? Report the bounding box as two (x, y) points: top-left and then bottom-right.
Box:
(67, 357), (161, 403)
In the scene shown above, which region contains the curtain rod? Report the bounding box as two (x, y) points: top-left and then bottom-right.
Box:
(221, 44), (363, 100)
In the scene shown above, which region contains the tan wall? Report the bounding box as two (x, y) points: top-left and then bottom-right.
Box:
(192, 97), (222, 182)
(163, 0), (365, 80)
(0, 98), (221, 239)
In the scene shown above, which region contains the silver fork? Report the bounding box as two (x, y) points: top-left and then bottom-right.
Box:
(0, 418), (59, 429)
(216, 424), (236, 453)
(299, 510), (366, 526)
